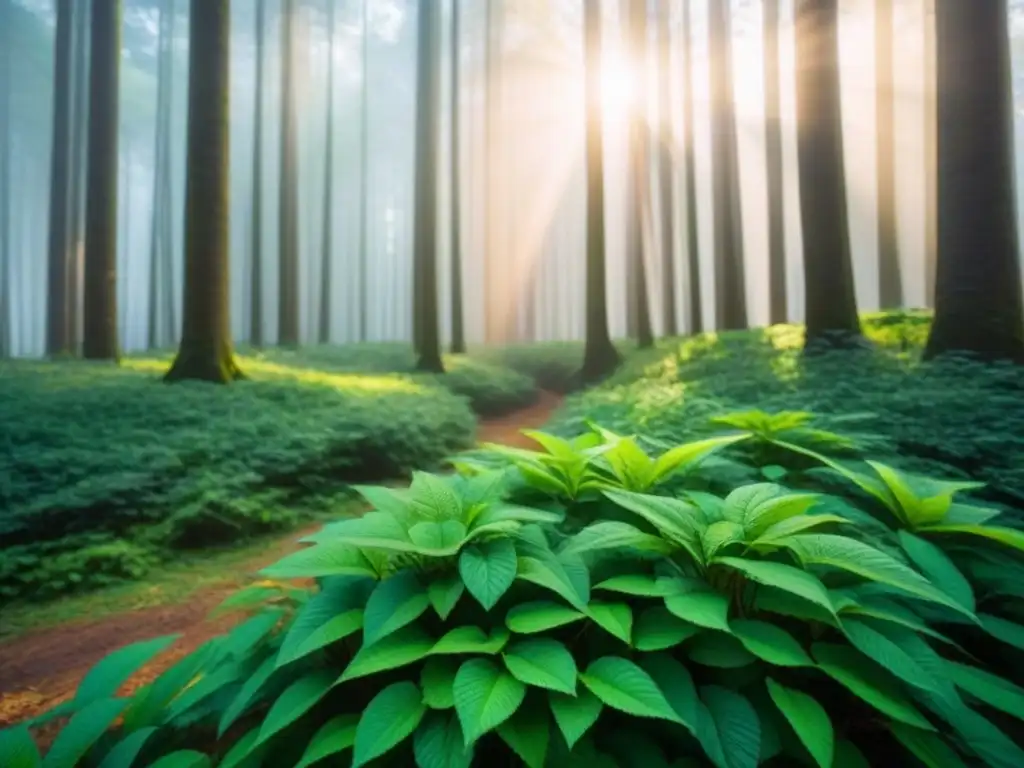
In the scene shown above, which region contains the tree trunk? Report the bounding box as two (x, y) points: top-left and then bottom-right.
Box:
(875, 0), (902, 309)
(0, 0), (9, 357)
(627, 0), (653, 349)
(166, 0), (243, 383)
(924, 0), (1024, 362)
(358, 0), (369, 342)
(318, 0), (335, 344)
(412, 0), (444, 373)
(250, 0), (265, 346)
(148, 0), (173, 350)
(580, 0), (619, 383)
(922, 0), (937, 308)
(708, 0), (747, 331)
(68, 0), (91, 353)
(656, 2), (676, 336)
(764, 0), (787, 325)
(795, 0), (861, 346)
(449, 0), (465, 354)
(82, 0), (121, 361)
(277, 0), (300, 347)
(681, 0), (702, 335)
(46, 0), (73, 356)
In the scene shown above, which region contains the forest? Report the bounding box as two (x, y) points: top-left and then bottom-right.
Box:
(2, 0), (1024, 765)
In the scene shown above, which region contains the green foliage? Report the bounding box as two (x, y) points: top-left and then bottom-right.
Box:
(476, 341), (633, 394)
(12, 417), (1024, 765)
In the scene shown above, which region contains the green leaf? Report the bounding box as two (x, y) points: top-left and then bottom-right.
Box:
(562, 521), (673, 556)
(278, 576), (371, 666)
(295, 715), (358, 768)
(980, 613), (1024, 651)
(256, 671), (334, 745)
(636, 653), (700, 732)
(812, 643), (934, 730)
(214, 727), (263, 768)
(926, 524), (1024, 556)
(945, 660), (1024, 721)
(664, 591), (731, 632)
(216, 609), (284, 661)
(713, 557), (836, 619)
(413, 712), (473, 768)
(421, 657), (459, 709)
(428, 573), (465, 620)
(409, 471), (464, 518)
(363, 570), (430, 646)
(502, 639), (577, 694)
(453, 659), (527, 746)
(766, 679), (833, 768)
(352, 681), (427, 768)
(548, 689), (603, 750)
(699, 686), (761, 768)
(729, 484), (819, 538)
(602, 490), (705, 564)
(75, 635), (179, 705)
(730, 619), (812, 667)
(754, 514), (850, 543)
(261, 540), (378, 579)
(586, 601), (633, 645)
(0, 727), (40, 768)
(579, 656), (681, 723)
(841, 618), (938, 692)
(431, 625), (509, 655)
(340, 625), (434, 682)
(832, 740), (871, 768)
(701, 521), (745, 560)
(506, 600), (585, 634)
(459, 538), (518, 610)
(408, 520), (469, 555)
(651, 434), (748, 485)
(889, 723), (968, 768)
(634, 606), (702, 651)
(97, 726), (158, 768)
(211, 585), (283, 617)
(497, 704), (550, 768)
(516, 553), (590, 610)
(217, 655), (278, 738)
(144, 752), (209, 768)
(43, 698), (128, 768)
(354, 483), (413, 516)
(687, 633), (758, 668)
(593, 573), (666, 596)
(898, 531), (975, 612)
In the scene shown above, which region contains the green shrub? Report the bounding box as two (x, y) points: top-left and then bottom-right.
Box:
(476, 341), (634, 394)
(14, 417), (1024, 766)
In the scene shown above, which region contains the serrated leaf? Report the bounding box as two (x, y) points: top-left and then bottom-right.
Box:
(43, 698), (129, 768)
(562, 521), (673, 556)
(413, 712), (473, 768)
(548, 689), (603, 749)
(636, 653), (700, 732)
(505, 600), (585, 634)
(766, 679), (832, 768)
(295, 715), (358, 768)
(579, 656), (681, 723)
(713, 557), (836, 620)
(651, 435), (748, 485)
(730, 619), (812, 667)
(701, 521), (745, 560)
(278, 576), (371, 666)
(592, 573), (665, 596)
(754, 514), (849, 543)
(352, 681), (427, 768)
(0, 726), (40, 768)
(664, 591), (731, 632)
(699, 686), (761, 768)
(516, 553), (590, 610)
(497, 703), (550, 768)
(502, 639), (577, 694)
(340, 625), (434, 682)
(409, 472), (464, 519)
(261, 539), (378, 579)
(841, 618), (938, 692)
(408, 520), (469, 555)
(428, 574), (465, 620)
(97, 726), (158, 768)
(75, 635), (179, 705)
(586, 601), (633, 645)
(898, 531), (975, 612)
(602, 490), (705, 564)
(459, 538), (518, 610)
(431, 625), (509, 655)
(634, 606), (702, 651)
(255, 671), (334, 745)
(453, 659), (527, 746)
(421, 657), (459, 709)
(363, 570), (430, 646)
(687, 633), (758, 668)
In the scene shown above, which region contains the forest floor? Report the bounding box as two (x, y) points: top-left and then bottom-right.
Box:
(0, 391), (563, 736)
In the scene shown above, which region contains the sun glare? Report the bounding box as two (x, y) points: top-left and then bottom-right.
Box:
(600, 49), (637, 122)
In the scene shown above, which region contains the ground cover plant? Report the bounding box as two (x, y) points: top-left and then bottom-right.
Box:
(7, 415), (1024, 766)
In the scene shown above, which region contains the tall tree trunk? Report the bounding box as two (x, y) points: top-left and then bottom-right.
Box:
(148, 0), (173, 349)
(277, 0), (300, 346)
(82, 0), (121, 361)
(46, 0), (73, 356)
(318, 0), (335, 344)
(922, 0), (936, 308)
(449, 0), (465, 353)
(627, 0), (653, 349)
(681, 0), (702, 335)
(924, 0), (1024, 362)
(482, 0), (499, 343)
(580, 0), (619, 383)
(166, 0), (242, 382)
(708, 0), (746, 331)
(0, 0), (9, 357)
(358, 0), (369, 342)
(412, 0), (443, 373)
(250, 0), (265, 346)
(656, 2), (676, 336)
(68, 0), (91, 352)
(764, 0), (787, 325)
(875, 0), (902, 309)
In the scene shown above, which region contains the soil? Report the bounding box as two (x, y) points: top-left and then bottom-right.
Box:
(0, 392), (563, 739)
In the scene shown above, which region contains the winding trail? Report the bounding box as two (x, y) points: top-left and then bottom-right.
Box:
(0, 392), (562, 734)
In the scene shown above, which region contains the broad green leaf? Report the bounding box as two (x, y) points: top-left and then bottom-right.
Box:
(408, 520), (469, 555)
(123, 640), (220, 730)
(730, 619), (812, 667)
(664, 591), (731, 632)
(145, 752), (210, 768)
(926, 524), (1024, 556)
(363, 570), (430, 646)
(602, 490), (705, 564)
(0, 726), (40, 768)
(522, 430), (578, 459)
(713, 557), (836, 619)
(944, 660), (1024, 720)
(97, 726), (158, 768)
(421, 657), (459, 709)
(216, 609), (285, 661)
(340, 625), (434, 682)
(898, 531), (975, 612)
(211, 585), (283, 617)
(980, 613), (1024, 651)
(687, 633), (758, 668)
(255, 671), (334, 745)
(579, 656), (681, 723)
(634, 606), (702, 651)
(506, 600), (585, 634)
(352, 681), (427, 768)
(76, 635), (179, 705)
(548, 689), (603, 750)
(453, 659), (527, 746)
(409, 471), (463, 519)
(354, 484), (412, 516)
(166, 660), (248, 721)
(593, 573), (666, 596)
(459, 538), (518, 610)
(278, 576), (372, 666)
(502, 639), (577, 694)
(841, 618), (938, 692)
(562, 521), (673, 556)
(636, 653), (700, 732)
(889, 723), (968, 768)
(766, 679), (832, 768)
(515, 460), (572, 496)
(832, 740), (871, 768)
(651, 434), (748, 484)
(604, 437), (656, 490)
(431, 625), (509, 655)
(428, 574), (465, 620)
(295, 715), (358, 768)
(701, 521), (745, 560)
(865, 461), (922, 524)
(261, 539), (378, 579)
(516, 554), (590, 610)
(413, 712), (473, 768)
(214, 727), (263, 768)
(497, 704), (551, 768)
(947, 707), (1024, 768)
(43, 698), (129, 768)
(699, 686), (761, 768)
(218, 655), (278, 737)
(754, 514), (849, 544)
(811, 643), (934, 730)
(729, 484), (819, 538)
(586, 601), (633, 645)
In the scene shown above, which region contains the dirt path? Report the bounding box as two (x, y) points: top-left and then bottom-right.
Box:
(0, 393), (562, 732)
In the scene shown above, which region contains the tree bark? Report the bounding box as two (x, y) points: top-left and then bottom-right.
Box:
(627, 0), (653, 349)
(924, 0), (1024, 362)
(656, 2), (676, 336)
(875, 0), (902, 309)
(449, 0), (466, 353)
(148, 0), (173, 350)
(0, 0), (10, 357)
(68, 0), (91, 353)
(277, 0), (300, 347)
(764, 0), (788, 325)
(795, 0), (861, 346)
(46, 0), (73, 356)
(82, 0), (121, 361)
(922, 0), (937, 308)
(166, 0), (243, 383)
(250, 0), (265, 346)
(681, 0), (702, 335)
(318, 0), (335, 344)
(358, 0), (369, 342)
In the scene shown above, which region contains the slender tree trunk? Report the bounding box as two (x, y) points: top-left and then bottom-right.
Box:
(277, 0), (300, 346)
(46, 0), (73, 356)
(627, 0), (653, 348)
(875, 0), (902, 309)
(924, 0), (1024, 362)
(250, 0), (265, 346)
(358, 0), (369, 342)
(449, 0), (465, 353)
(922, 0), (936, 308)
(580, 0), (619, 383)
(482, 0), (498, 343)
(318, 0), (335, 344)
(708, 0), (746, 331)
(681, 0), (702, 335)
(82, 0), (121, 361)
(166, 0), (242, 382)
(764, 0), (787, 325)
(656, 2), (676, 336)
(148, 0), (172, 349)
(68, 0), (91, 353)
(795, 0), (861, 346)
(412, 0), (443, 372)
(0, 0), (10, 357)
